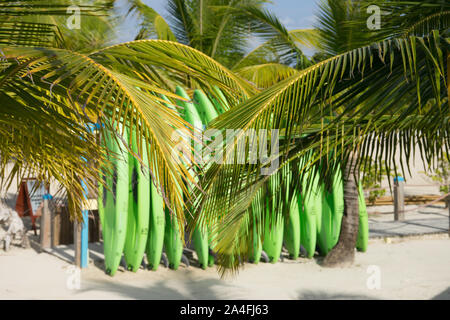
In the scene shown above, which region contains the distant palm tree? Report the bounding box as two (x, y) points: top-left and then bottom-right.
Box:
(126, 0), (319, 87)
(128, 0), (273, 66)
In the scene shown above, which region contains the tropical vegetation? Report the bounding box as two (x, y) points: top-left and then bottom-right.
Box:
(0, 0), (448, 274)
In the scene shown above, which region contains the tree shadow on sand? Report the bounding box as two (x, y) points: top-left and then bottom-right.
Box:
(296, 290), (379, 300)
(432, 287), (450, 300)
(77, 269), (238, 300)
(298, 287), (450, 300)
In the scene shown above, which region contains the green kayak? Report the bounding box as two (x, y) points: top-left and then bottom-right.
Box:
(123, 130), (150, 272)
(210, 86), (228, 114)
(164, 208), (184, 270)
(194, 89), (219, 124)
(317, 168), (345, 256)
(283, 167), (301, 260)
(101, 127), (129, 276)
(146, 175), (166, 270)
(262, 177), (285, 263)
(330, 169), (344, 249)
(192, 89), (222, 268)
(299, 165), (321, 258)
(174, 86), (208, 269)
(146, 94), (174, 271)
(157, 87), (193, 270)
(317, 169), (366, 254)
(317, 186), (333, 256)
(248, 189), (264, 264)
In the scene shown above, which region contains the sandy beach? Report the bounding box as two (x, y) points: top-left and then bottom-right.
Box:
(1, 235), (449, 300)
(1, 159), (448, 300)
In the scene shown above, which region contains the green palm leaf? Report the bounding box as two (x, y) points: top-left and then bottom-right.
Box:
(127, 0), (176, 41)
(193, 31), (449, 273)
(234, 63), (299, 89)
(238, 6), (313, 67)
(0, 39), (259, 229)
(90, 39), (258, 105)
(0, 0), (113, 47)
(0, 45), (199, 225)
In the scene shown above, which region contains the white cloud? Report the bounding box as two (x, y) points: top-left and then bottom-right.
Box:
(281, 17), (295, 28)
(280, 14), (317, 30)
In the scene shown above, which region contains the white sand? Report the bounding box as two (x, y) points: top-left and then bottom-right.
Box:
(0, 237), (449, 300)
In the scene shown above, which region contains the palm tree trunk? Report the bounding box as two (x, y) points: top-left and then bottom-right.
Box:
(322, 152), (359, 267)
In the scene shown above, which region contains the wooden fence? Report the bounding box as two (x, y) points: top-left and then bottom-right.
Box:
(51, 204), (100, 246)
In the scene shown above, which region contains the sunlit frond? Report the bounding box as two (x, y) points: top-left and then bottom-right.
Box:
(235, 63), (299, 89)
(90, 39), (258, 105)
(0, 0), (113, 47)
(193, 32), (449, 274)
(0, 46), (197, 228)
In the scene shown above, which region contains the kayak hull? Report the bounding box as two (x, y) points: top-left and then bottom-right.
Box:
(124, 132), (150, 272)
(146, 178), (166, 271)
(102, 128), (129, 276)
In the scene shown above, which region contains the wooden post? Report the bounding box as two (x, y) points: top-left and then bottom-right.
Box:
(40, 194), (52, 251)
(51, 205), (60, 248)
(394, 177), (405, 221)
(74, 219), (82, 267)
(447, 186), (450, 237)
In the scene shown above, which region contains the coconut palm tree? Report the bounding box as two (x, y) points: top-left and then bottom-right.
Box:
(191, 0), (449, 274)
(125, 0), (319, 87)
(0, 0), (256, 228)
(126, 0), (270, 67)
(0, 0), (116, 212)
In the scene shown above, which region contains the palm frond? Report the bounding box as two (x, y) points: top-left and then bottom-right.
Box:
(89, 39), (258, 105)
(0, 38), (260, 231)
(232, 29), (319, 71)
(231, 42), (278, 70)
(403, 10), (450, 36)
(238, 5), (311, 67)
(0, 54), (106, 217)
(234, 63), (299, 89)
(54, 0), (118, 53)
(193, 31), (449, 274)
(127, 0), (176, 41)
(0, 45), (196, 228)
(318, 0), (450, 55)
(202, 0), (268, 67)
(316, 0), (371, 55)
(0, 0), (113, 47)
(167, 0), (195, 45)
(376, 0), (450, 38)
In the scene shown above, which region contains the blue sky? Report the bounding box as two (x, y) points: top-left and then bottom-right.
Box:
(266, 0), (319, 29)
(115, 0), (320, 47)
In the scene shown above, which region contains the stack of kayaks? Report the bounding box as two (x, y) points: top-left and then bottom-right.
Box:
(98, 88), (369, 275)
(284, 164), (369, 260)
(175, 86), (214, 270)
